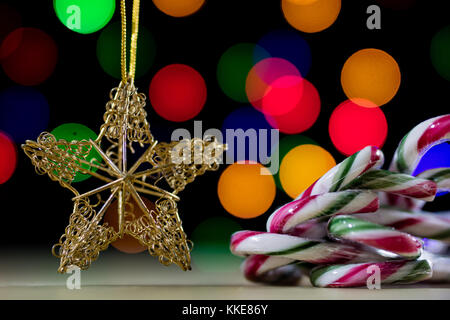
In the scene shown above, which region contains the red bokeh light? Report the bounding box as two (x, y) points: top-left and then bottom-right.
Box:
(149, 64), (207, 122)
(329, 100), (388, 156)
(265, 79), (320, 134)
(0, 28), (58, 86)
(261, 75), (304, 116)
(0, 131), (17, 184)
(246, 57), (301, 113)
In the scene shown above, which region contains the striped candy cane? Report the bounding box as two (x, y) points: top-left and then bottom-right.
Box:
(386, 114), (450, 210)
(328, 215), (423, 259)
(267, 191), (378, 234)
(298, 146), (384, 200)
(355, 207), (450, 243)
(417, 168), (450, 191)
(310, 260), (432, 288)
(341, 170), (437, 202)
(231, 231), (385, 264)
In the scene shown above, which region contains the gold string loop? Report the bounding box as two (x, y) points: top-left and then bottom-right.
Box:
(121, 0), (140, 84)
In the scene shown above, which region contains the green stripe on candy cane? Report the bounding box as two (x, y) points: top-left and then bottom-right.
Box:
(309, 264), (343, 286)
(314, 191), (361, 219)
(418, 168), (450, 186)
(341, 169), (415, 191)
(395, 132), (410, 173)
(328, 215), (389, 237)
(265, 240), (319, 256)
(329, 151), (357, 192)
(391, 259), (432, 284)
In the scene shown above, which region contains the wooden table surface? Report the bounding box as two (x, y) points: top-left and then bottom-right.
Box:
(1, 247), (449, 300)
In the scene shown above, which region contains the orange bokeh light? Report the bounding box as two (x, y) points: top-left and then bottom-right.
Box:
(341, 48), (401, 107)
(218, 162), (276, 219)
(152, 0), (205, 17)
(280, 144), (336, 198)
(281, 0), (341, 33)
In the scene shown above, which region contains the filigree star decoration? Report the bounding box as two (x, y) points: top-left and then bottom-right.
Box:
(22, 80), (225, 273)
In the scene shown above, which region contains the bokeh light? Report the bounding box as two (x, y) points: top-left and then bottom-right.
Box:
(103, 196), (154, 254)
(431, 26), (450, 82)
(270, 135), (318, 190)
(376, 0), (416, 10)
(0, 131), (17, 184)
(0, 4), (22, 44)
(246, 57), (302, 113)
(341, 48), (401, 107)
(222, 107), (275, 163)
(53, 0), (115, 34)
(329, 99), (388, 156)
(149, 64), (207, 122)
(281, 0), (341, 33)
(261, 75), (304, 116)
(218, 162), (276, 219)
(413, 142), (450, 197)
(152, 0), (206, 17)
(97, 21), (156, 79)
(265, 79), (320, 134)
(280, 144), (336, 198)
(257, 29), (312, 77)
(217, 43), (269, 103)
(0, 86), (49, 143)
(50, 123), (102, 183)
(190, 216), (243, 272)
(0, 28), (57, 86)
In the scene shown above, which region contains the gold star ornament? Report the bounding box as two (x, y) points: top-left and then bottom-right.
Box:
(21, 0), (225, 273)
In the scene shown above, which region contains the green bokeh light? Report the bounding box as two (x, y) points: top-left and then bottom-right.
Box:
(191, 216), (243, 273)
(53, 0), (115, 34)
(50, 123), (102, 183)
(431, 25), (450, 81)
(217, 43), (270, 103)
(270, 135), (318, 190)
(97, 21), (156, 79)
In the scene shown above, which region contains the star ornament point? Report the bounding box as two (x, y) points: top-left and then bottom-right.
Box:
(22, 80), (225, 273)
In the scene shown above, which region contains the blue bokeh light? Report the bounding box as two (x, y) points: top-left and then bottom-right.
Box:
(0, 86), (49, 143)
(257, 29), (312, 77)
(413, 142), (450, 197)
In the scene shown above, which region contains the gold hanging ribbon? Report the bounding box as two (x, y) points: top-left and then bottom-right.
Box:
(121, 0), (140, 83)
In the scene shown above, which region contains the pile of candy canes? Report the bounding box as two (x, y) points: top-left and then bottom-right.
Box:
(230, 114), (450, 288)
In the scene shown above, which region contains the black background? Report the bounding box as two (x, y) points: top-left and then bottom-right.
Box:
(0, 0), (448, 247)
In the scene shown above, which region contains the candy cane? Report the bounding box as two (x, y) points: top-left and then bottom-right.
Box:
(298, 146), (384, 200)
(417, 168), (450, 191)
(231, 231), (385, 264)
(386, 114), (450, 210)
(310, 259), (432, 288)
(390, 115), (450, 175)
(328, 215), (423, 259)
(341, 170), (437, 202)
(267, 191), (378, 234)
(356, 207), (450, 243)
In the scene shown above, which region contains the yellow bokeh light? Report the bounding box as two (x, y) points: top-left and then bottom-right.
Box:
(341, 48), (401, 107)
(280, 144), (336, 199)
(281, 0), (341, 33)
(152, 0), (205, 18)
(218, 162), (276, 219)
